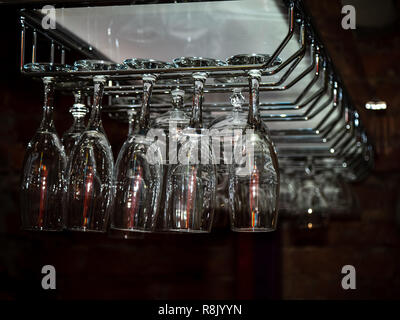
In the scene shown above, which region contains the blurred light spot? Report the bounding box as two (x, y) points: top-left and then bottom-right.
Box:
(365, 101), (387, 110)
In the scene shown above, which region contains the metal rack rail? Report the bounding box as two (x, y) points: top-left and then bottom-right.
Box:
(17, 0), (373, 181)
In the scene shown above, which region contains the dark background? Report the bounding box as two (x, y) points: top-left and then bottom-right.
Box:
(0, 0), (400, 300)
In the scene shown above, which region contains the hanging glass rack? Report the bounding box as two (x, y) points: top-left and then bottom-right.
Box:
(16, 0), (373, 182)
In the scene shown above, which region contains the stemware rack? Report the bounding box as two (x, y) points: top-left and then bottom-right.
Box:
(18, 0), (374, 182)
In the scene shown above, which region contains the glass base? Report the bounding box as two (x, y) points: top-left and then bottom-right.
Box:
(67, 227), (107, 233)
(21, 226), (64, 232)
(163, 228), (210, 234)
(108, 228), (146, 240)
(110, 226), (152, 233)
(231, 227), (276, 233)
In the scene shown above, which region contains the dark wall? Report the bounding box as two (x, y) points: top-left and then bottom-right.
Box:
(279, 0), (400, 299)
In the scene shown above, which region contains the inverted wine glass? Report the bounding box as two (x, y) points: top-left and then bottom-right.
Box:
(209, 88), (246, 174)
(208, 54), (281, 231)
(279, 169), (298, 217)
(161, 57), (222, 233)
(66, 60), (122, 232)
(111, 58), (168, 232)
(150, 89), (191, 228)
(210, 54), (281, 138)
(293, 164), (329, 229)
(228, 56), (280, 232)
(20, 76), (67, 231)
(23, 62), (72, 73)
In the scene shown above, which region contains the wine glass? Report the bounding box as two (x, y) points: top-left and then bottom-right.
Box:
(111, 59), (168, 232)
(279, 169), (298, 217)
(293, 163), (329, 229)
(65, 60), (122, 232)
(228, 57), (280, 232)
(206, 54), (281, 232)
(150, 89), (191, 228)
(160, 57), (222, 233)
(61, 91), (88, 159)
(152, 88), (190, 134)
(317, 169), (354, 216)
(151, 88), (191, 164)
(20, 75), (67, 231)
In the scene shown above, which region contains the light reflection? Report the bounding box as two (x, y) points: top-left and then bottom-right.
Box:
(127, 166), (142, 229)
(250, 166), (260, 228)
(38, 163), (48, 228)
(82, 167), (94, 229)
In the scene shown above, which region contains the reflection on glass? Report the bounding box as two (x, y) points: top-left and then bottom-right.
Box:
(66, 69), (114, 232)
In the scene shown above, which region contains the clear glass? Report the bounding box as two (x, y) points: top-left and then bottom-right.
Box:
(151, 88), (190, 164)
(23, 62), (72, 73)
(20, 76), (67, 231)
(73, 59), (127, 71)
(279, 171), (298, 216)
(112, 58), (168, 232)
(162, 60), (219, 233)
(316, 170), (354, 215)
(152, 88), (190, 134)
(293, 166), (329, 229)
(209, 88), (246, 174)
(150, 89), (191, 230)
(229, 69), (280, 232)
(66, 64), (115, 232)
(163, 131), (216, 233)
(207, 54), (281, 232)
(61, 91), (88, 158)
(113, 133), (162, 232)
(173, 56), (226, 68)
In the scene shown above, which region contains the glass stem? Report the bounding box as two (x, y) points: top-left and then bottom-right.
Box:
(71, 115), (86, 132)
(73, 90), (83, 105)
(128, 110), (135, 136)
(87, 75), (106, 131)
(231, 88), (244, 119)
(247, 70), (262, 127)
(171, 88), (185, 111)
(39, 76), (56, 131)
(190, 72), (207, 129)
(137, 74), (156, 134)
